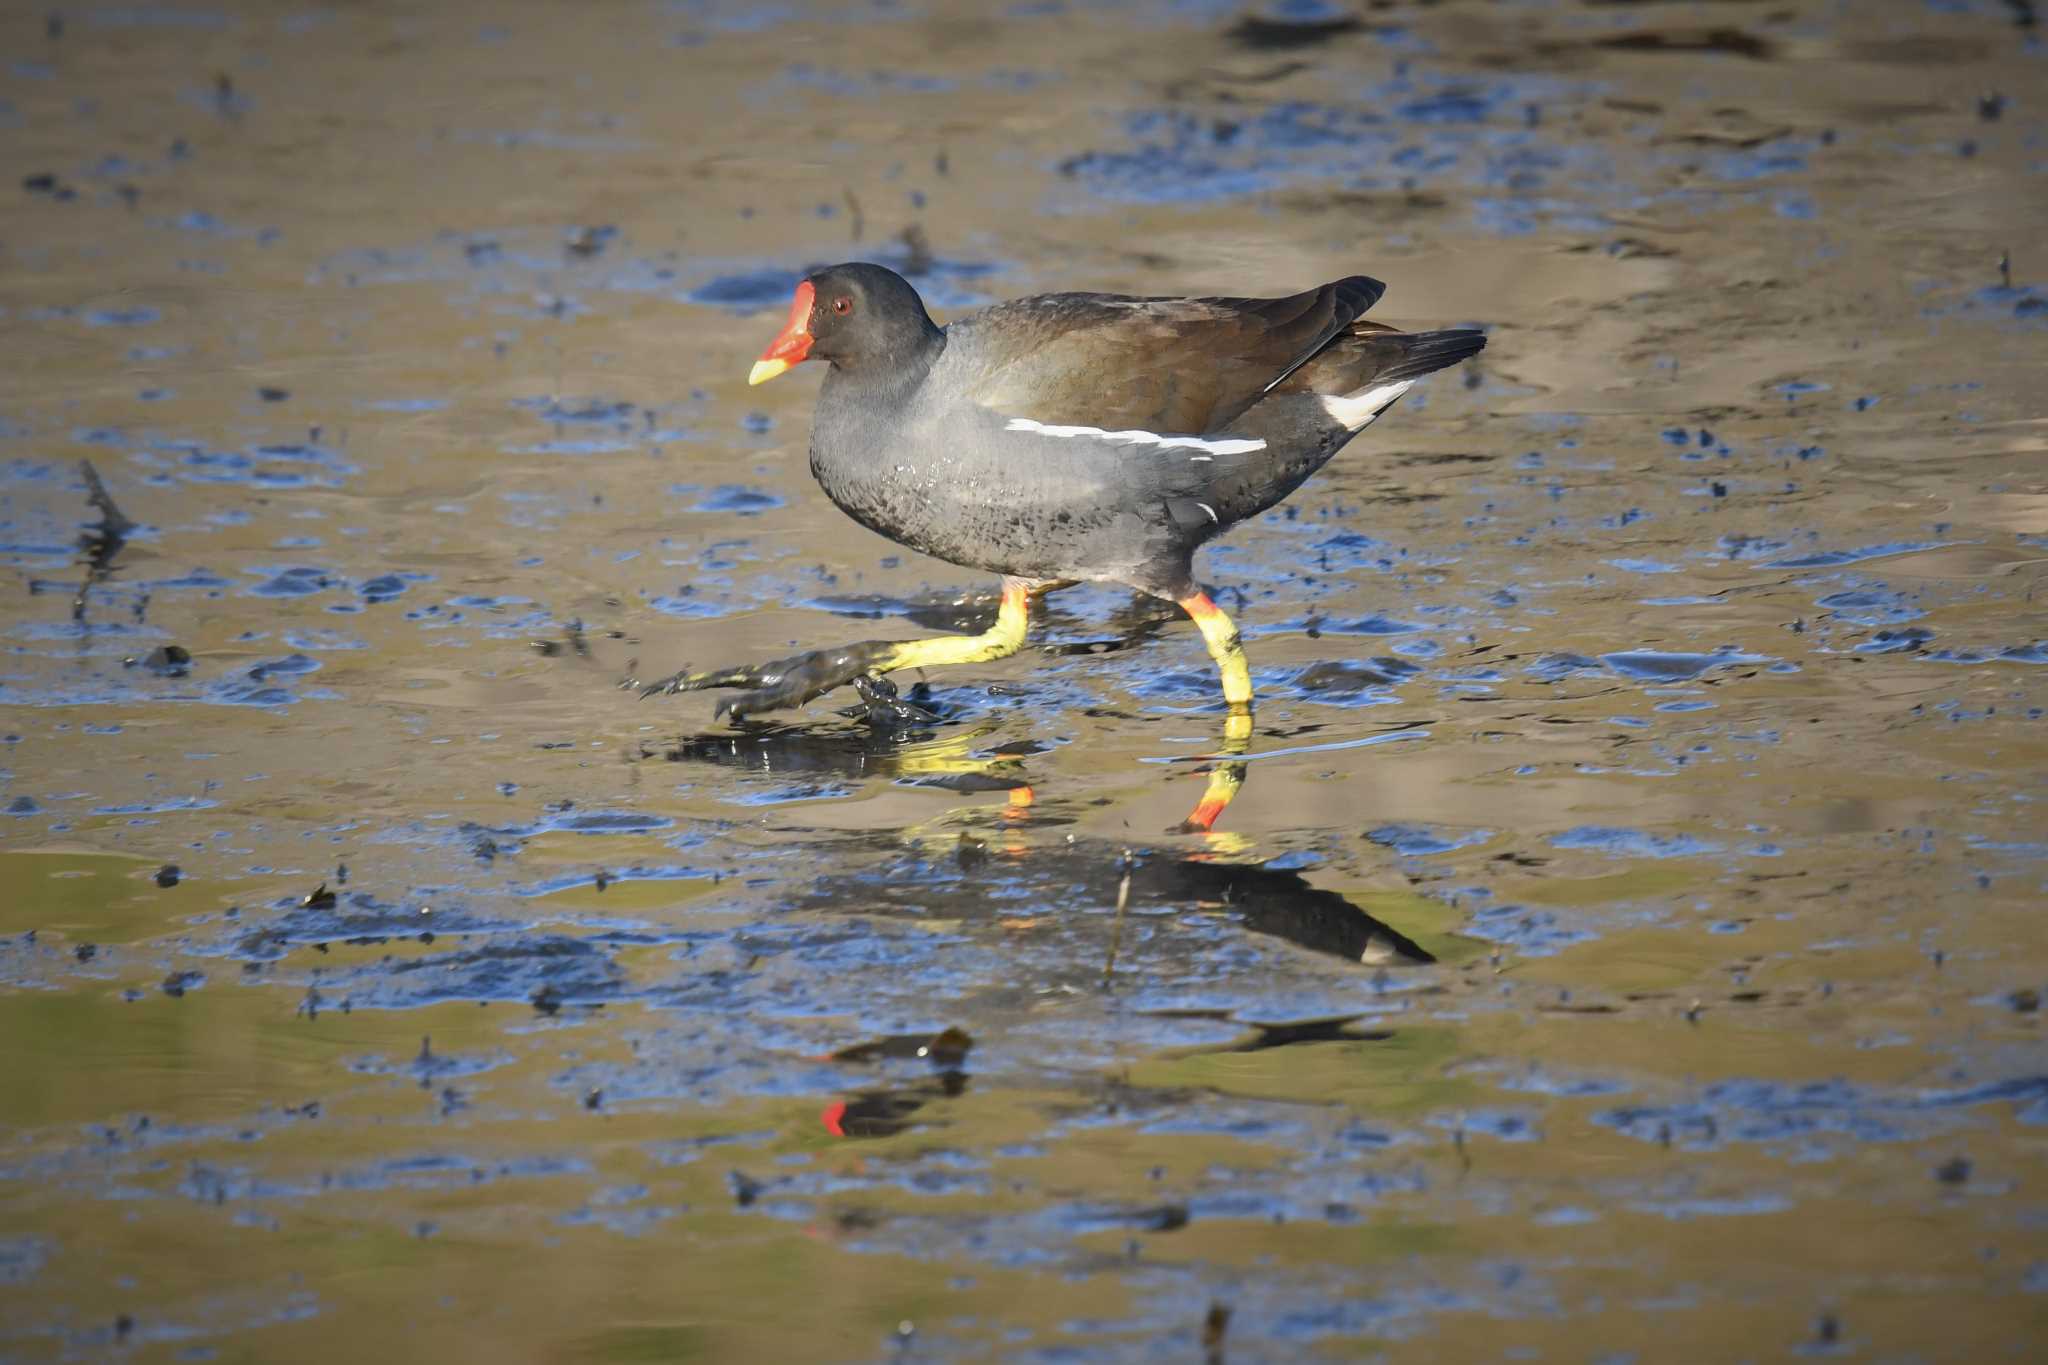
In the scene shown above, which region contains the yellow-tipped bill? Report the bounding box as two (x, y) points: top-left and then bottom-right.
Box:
(750, 280), (815, 385)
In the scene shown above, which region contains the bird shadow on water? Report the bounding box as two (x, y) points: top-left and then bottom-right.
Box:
(786, 831), (1438, 1144)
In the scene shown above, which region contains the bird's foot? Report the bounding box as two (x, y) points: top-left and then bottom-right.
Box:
(837, 673), (944, 729)
(627, 640), (899, 721)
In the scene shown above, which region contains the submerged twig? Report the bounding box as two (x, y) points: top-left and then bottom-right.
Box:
(1202, 1301), (1232, 1365)
(74, 459), (134, 623)
(1101, 847), (1134, 985)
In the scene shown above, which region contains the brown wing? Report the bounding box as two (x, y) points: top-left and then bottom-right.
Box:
(947, 276), (1386, 434)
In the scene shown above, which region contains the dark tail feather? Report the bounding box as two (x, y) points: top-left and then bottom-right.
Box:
(1378, 328), (1487, 382)
(1257, 275), (1390, 396)
(1330, 274), (1389, 321)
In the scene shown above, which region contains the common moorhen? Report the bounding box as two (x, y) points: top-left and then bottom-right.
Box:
(636, 262), (1484, 720)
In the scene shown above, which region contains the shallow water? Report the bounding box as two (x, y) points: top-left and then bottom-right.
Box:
(3, 0), (2046, 1359)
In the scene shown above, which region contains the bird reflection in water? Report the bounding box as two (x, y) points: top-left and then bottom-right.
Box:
(647, 670), (1256, 834)
(648, 701), (1046, 816)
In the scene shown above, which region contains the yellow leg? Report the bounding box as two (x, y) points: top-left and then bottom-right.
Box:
(634, 578), (1042, 718)
(1176, 591), (1254, 709)
(875, 579), (1032, 672)
(1181, 710), (1252, 833)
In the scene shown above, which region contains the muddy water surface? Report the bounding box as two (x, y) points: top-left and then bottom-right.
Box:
(3, 1), (2046, 1360)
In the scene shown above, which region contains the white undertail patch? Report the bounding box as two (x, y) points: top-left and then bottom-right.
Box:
(1005, 417), (1266, 457)
(1319, 380), (1415, 432)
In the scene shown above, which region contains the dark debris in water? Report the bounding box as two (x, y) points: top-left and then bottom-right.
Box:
(1225, 8), (1363, 51)
(1578, 28), (1778, 62)
(126, 644), (192, 677)
(160, 970), (203, 997)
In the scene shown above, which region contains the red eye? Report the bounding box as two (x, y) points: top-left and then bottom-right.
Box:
(832, 296), (852, 314)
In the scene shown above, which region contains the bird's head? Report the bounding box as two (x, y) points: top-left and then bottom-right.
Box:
(749, 262), (940, 385)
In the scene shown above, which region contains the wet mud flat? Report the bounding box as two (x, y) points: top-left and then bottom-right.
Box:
(2, 0), (2046, 1360)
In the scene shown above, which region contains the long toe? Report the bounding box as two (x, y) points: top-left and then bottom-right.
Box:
(633, 665), (751, 700)
(711, 671), (827, 721)
(632, 640), (897, 712)
(629, 668), (696, 699)
(708, 643), (900, 721)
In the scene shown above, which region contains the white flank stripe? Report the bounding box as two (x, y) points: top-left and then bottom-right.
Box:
(1005, 417), (1265, 456)
(1319, 380), (1414, 431)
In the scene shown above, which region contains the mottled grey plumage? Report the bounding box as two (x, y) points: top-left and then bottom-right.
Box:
(796, 263), (1484, 597)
